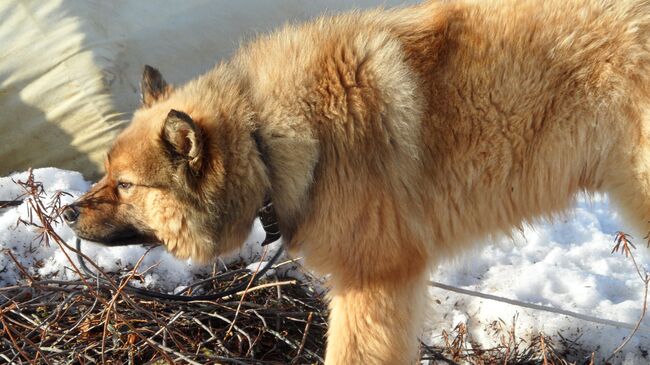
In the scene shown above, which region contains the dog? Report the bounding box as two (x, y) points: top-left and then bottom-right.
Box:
(63, 0), (650, 363)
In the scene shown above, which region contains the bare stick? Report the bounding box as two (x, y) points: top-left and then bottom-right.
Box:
(606, 233), (650, 362)
(225, 246), (269, 337)
(291, 311), (313, 364)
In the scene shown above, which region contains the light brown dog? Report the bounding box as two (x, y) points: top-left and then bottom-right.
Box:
(64, 0), (650, 363)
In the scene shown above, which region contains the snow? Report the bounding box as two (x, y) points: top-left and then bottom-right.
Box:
(429, 194), (650, 363)
(1, 168), (649, 364)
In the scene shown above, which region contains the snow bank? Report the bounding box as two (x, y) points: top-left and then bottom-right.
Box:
(430, 194), (650, 364)
(0, 0), (417, 177)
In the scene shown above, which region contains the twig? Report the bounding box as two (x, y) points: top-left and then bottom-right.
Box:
(100, 246), (150, 363)
(144, 338), (204, 365)
(226, 246), (269, 337)
(606, 232), (650, 363)
(291, 311), (313, 364)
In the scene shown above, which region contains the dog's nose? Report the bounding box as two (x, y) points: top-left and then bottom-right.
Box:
(62, 204), (80, 224)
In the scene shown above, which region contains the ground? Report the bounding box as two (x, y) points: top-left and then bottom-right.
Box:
(1, 168), (649, 364)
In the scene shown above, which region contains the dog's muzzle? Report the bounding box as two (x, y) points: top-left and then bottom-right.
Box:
(62, 204), (80, 225)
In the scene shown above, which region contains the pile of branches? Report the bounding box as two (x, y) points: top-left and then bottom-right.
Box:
(0, 268), (327, 364)
(0, 171), (328, 364)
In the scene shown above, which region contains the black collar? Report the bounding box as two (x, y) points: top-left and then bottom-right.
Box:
(252, 128), (281, 246)
(258, 200), (281, 246)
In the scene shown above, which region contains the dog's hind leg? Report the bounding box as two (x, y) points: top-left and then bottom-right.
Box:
(603, 108), (650, 238)
(324, 265), (429, 365)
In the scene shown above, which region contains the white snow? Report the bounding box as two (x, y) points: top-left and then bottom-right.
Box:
(429, 194), (650, 364)
(1, 168), (649, 364)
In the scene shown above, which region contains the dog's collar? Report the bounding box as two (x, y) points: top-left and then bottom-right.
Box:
(257, 199), (281, 246)
(252, 128), (281, 246)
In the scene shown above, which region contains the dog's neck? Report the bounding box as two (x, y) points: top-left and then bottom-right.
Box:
(238, 57), (320, 246)
(248, 114), (319, 245)
(250, 126), (286, 246)
(251, 128), (271, 174)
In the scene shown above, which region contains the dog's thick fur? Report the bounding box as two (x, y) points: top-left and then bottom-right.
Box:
(67, 0), (650, 363)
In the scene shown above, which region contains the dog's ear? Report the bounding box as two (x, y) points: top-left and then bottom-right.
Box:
(141, 65), (171, 107)
(162, 109), (204, 172)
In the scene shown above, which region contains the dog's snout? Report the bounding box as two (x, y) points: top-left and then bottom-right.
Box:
(62, 204), (80, 224)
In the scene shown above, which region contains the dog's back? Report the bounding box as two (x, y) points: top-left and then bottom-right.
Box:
(237, 1), (650, 363)
(235, 0), (650, 263)
(402, 0), (650, 253)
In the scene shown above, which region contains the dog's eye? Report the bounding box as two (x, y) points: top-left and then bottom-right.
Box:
(117, 182), (132, 190)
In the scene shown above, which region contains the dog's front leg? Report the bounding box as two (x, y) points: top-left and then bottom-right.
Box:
(324, 267), (429, 365)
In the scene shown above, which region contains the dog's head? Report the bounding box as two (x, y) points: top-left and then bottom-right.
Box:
(63, 65), (269, 262)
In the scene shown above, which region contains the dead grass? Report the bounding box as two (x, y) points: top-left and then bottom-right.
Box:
(420, 318), (597, 365)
